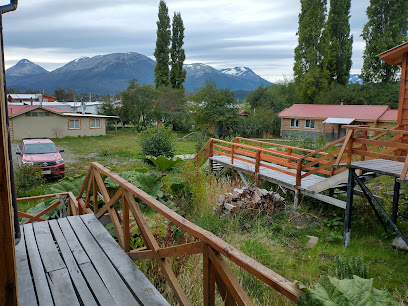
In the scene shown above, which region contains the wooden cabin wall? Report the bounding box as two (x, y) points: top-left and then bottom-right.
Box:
(398, 53), (408, 128)
(0, 53), (18, 304)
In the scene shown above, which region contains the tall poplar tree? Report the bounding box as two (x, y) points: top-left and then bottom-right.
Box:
(170, 12), (186, 90)
(324, 0), (353, 85)
(154, 0), (171, 88)
(360, 0), (408, 83)
(293, 0), (329, 103)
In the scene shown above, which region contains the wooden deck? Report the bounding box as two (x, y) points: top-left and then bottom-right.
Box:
(211, 155), (327, 191)
(15, 214), (169, 306)
(344, 159), (408, 181)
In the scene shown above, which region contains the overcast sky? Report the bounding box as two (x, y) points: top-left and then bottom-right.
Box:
(2, 0), (369, 82)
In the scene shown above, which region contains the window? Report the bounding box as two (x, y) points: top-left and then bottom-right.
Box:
(305, 119), (315, 129)
(290, 119), (299, 128)
(90, 118), (101, 128)
(69, 119), (80, 129)
(31, 112), (38, 117)
(25, 112), (31, 117)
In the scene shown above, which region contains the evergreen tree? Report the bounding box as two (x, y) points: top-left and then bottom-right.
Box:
(360, 0), (408, 83)
(324, 0), (353, 85)
(154, 0), (171, 88)
(170, 12), (186, 90)
(293, 0), (330, 103)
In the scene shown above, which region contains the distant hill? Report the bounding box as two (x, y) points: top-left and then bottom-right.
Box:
(6, 53), (271, 95)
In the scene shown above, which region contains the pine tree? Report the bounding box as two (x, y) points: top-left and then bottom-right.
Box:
(170, 12), (186, 90)
(324, 0), (353, 85)
(293, 0), (330, 103)
(154, 0), (171, 88)
(361, 0), (408, 83)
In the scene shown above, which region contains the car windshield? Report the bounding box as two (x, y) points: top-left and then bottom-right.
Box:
(24, 143), (58, 154)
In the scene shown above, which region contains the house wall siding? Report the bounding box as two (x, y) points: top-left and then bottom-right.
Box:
(11, 112), (107, 140)
(280, 118), (394, 140)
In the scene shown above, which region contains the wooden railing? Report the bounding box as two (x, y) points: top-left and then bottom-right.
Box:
(195, 129), (404, 188)
(334, 125), (408, 180)
(17, 192), (79, 224)
(74, 162), (302, 305)
(195, 137), (350, 187)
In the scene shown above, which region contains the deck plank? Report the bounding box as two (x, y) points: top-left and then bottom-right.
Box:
(81, 214), (170, 306)
(32, 221), (65, 273)
(47, 268), (80, 306)
(56, 218), (91, 265)
(23, 223), (54, 305)
(66, 215), (140, 305)
(48, 219), (100, 306)
(15, 227), (38, 306)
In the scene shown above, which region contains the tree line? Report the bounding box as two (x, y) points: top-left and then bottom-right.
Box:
(294, 0), (408, 103)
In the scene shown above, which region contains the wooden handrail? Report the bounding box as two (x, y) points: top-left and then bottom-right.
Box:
(77, 162), (302, 304)
(17, 192), (79, 224)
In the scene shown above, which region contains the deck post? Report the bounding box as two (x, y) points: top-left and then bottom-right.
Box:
(209, 140), (214, 173)
(344, 168), (355, 247)
(391, 178), (400, 231)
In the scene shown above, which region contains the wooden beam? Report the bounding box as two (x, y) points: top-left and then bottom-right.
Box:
(208, 248), (253, 306)
(203, 245), (215, 306)
(124, 190), (191, 306)
(157, 241), (204, 259)
(0, 43), (18, 303)
(398, 53), (407, 126)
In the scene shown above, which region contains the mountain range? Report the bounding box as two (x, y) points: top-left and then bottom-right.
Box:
(5, 53), (271, 95)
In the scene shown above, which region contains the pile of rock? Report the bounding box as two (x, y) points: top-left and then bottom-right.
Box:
(214, 187), (285, 217)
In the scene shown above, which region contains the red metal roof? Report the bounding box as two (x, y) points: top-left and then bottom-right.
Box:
(7, 105), (72, 117)
(378, 109), (398, 121)
(278, 104), (391, 121)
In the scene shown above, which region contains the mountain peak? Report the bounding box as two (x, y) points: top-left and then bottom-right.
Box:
(6, 59), (48, 77)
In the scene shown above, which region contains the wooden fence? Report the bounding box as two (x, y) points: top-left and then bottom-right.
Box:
(196, 129), (404, 188)
(69, 162), (302, 305)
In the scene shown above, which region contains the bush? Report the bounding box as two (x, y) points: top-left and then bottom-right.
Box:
(15, 164), (46, 196)
(140, 126), (175, 157)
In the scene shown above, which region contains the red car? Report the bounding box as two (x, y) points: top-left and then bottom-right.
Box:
(16, 138), (65, 177)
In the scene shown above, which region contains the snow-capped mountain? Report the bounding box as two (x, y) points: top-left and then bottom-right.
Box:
(6, 53), (271, 94)
(6, 59), (48, 77)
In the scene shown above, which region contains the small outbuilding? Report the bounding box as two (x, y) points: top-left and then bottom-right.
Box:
(278, 104), (397, 140)
(8, 105), (118, 140)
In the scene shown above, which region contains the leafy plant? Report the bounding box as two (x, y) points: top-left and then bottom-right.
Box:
(15, 164), (46, 196)
(105, 170), (164, 199)
(140, 125), (175, 157)
(131, 171), (164, 199)
(146, 155), (183, 172)
(297, 275), (397, 305)
(47, 177), (84, 197)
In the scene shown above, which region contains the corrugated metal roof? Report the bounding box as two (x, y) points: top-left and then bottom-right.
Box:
(278, 104), (390, 121)
(8, 105), (73, 117)
(323, 118), (355, 124)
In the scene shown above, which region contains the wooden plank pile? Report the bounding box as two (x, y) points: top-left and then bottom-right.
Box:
(214, 187), (285, 217)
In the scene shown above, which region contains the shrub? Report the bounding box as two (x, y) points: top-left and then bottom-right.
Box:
(15, 164), (45, 196)
(140, 126), (175, 157)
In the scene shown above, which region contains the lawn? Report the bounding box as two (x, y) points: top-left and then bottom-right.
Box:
(14, 129), (408, 304)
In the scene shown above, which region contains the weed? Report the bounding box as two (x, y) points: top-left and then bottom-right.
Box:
(15, 164), (46, 196)
(333, 255), (369, 279)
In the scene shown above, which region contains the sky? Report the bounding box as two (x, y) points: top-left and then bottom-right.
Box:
(2, 0), (370, 82)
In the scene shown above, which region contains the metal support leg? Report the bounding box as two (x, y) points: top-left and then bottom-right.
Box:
(293, 188), (299, 211)
(391, 178), (400, 231)
(344, 168), (355, 247)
